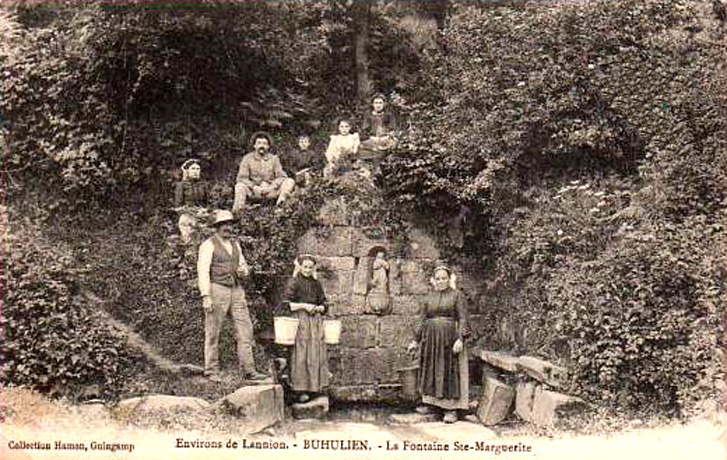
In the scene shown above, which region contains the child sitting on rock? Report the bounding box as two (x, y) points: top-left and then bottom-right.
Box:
(283, 134), (324, 188)
(323, 118), (360, 178)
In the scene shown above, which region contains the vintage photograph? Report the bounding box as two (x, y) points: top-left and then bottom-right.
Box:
(1, 0), (725, 459)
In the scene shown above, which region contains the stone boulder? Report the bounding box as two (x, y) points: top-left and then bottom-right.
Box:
(477, 374), (515, 426)
(530, 387), (587, 427)
(515, 382), (586, 427)
(515, 381), (537, 422)
(217, 385), (284, 433)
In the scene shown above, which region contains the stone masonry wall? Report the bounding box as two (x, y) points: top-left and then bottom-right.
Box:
(296, 199), (486, 402)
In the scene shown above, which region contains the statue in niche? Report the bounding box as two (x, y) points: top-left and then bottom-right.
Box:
(366, 249), (392, 315)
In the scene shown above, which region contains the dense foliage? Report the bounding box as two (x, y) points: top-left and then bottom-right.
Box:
(1, 208), (140, 399)
(0, 2), (424, 217)
(383, 0), (726, 414)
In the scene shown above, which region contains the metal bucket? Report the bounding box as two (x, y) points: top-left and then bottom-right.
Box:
(323, 319), (342, 345)
(397, 365), (419, 399)
(274, 317), (299, 346)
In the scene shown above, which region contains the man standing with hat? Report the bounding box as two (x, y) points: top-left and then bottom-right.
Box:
(197, 210), (267, 381)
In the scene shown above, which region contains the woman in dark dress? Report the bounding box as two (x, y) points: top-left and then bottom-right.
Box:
(359, 94), (398, 175)
(410, 265), (470, 423)
(283, 255), (329, 403)
(360, 94), (398, 152)
(173, 159), (211, 244)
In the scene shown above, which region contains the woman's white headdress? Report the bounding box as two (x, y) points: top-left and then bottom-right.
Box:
(293, 254), (318, 280)
(181, 158), (200, 180)
(430, 265), (457, 289)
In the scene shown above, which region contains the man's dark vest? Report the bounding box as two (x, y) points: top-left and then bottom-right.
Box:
(210, 235), (241, 287)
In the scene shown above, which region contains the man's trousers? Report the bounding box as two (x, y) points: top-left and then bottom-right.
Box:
(205, 283), (255, 374)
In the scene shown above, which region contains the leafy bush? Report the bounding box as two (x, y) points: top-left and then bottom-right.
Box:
(1, 207), (139, 399)
(547, 217), (723, 413)
(0, 4), (345, 214)
(381, 0), (726, 415)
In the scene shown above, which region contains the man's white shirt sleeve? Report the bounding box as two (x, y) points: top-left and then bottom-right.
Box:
(197, 239), (214, 297)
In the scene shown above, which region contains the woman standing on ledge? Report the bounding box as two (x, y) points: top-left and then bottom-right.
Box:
(283, 254), (329, 403)
(409, 265), (471, 423)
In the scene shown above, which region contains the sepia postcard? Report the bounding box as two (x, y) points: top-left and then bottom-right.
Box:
(1, 0), (725, 459)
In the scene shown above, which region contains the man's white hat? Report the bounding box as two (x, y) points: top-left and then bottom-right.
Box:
(212, 210), (235, 226)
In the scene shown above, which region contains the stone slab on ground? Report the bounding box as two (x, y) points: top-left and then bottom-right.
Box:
(116, 395), (211, 413)
(517, 355), (567, 388)
(292, 395), (329, 420)
(475, 349), (521, 373)
(217, 384), (284, 433)
(477, 374), (515, 426)
(515, 381), (537, 422)
(530, 387), (587, 428)
(388, 412), (439, 424)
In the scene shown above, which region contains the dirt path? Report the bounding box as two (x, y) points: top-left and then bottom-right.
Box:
(1, 387), (725, 460)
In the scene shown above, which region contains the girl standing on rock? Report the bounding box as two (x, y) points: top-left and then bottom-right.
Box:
(283, 254), (330, 403)
(408, 265), (471, 423)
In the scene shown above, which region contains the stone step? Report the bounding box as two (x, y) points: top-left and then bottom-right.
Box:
(292, 395), (330, 420)
(530, 388), (586, 428)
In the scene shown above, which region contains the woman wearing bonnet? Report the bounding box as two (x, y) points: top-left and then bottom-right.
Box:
(282, 254), (330, 403)
(408, 265), (471, 423)
(174, 159), (211, 244)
